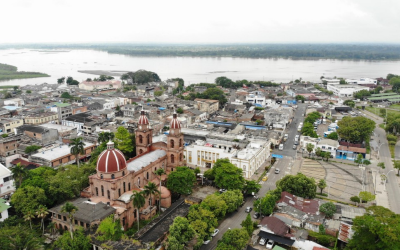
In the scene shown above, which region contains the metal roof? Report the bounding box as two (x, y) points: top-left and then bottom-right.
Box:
(258, 230), (295, 246)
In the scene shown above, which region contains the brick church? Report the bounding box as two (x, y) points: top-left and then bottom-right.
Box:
(51, 110), (185, 231)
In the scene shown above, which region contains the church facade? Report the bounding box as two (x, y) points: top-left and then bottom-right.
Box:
(52, 110), (184, 231)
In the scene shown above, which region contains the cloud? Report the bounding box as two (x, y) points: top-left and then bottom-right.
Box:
(1, 0), (399, 43)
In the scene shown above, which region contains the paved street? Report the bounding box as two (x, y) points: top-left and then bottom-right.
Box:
(202, 104), (306, 249)
(361, 109), (400, 214)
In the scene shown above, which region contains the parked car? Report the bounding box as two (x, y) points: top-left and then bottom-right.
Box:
(259, 237), (267, 245)
(245, 207), (252, 213)
(262, 176), (268, 181)
(279, 144), (284, 150)
(293, 145), (297, 150)
(275, 168), (280, 174)
(253, 212), (260, 219)
(266, 239), (275, 249)
(211, 229), (219, 237)
(203, 239), (211, 245)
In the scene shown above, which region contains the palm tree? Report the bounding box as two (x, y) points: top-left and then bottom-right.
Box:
(36, 205), (48, 235)
(47, 222), (57, 240)
(143, 182), (160, 214)
(61, 202), (78, 239)
(131, 191), (145, 232)
(70, 137), (85, 167)
(24, 210), (35, 229)
(10, 163), (27, 187)
(155, 168), (165, 212)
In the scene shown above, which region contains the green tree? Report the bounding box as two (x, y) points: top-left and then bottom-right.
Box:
(216, 228), (249, 250)
(96, 215), (123, 241)
(346, 206), (400, 249)
(220, 190), (243, 213)
(54, 229), (91, 250)
(244, 180), (261, 195)
(188, 205), (217, 241)
(359, 191), (375, 203)
(35, 205), (48, 235)
(24, 145), (42, 154)
(176, 107), (184, 114)
(97, 132), (114, 144)
(61, 92), (72, 98)
(121, 70), (161, 84)
(301, 122), (318, 138)
(155, 168), (166, 212)
(306, 143), (315, 157)
(277, 173), (317, 198)
(327, 132), (338, 140)
(57, 77), (65, 84)
(213, 159), (245, 190)
(131, 191), (145, 232)
(143, 182), (160, 213)
(393, 160), (400, 175)
(319, 202), (336, 218)
(166, 166), (196, 195)
(61, 202), (78, 239)
(319, 224), (325, 235)
(296, 95), (306, 103)
(23, 210), (35, 230)
(0, 225), (43, 250)
(167, 217), (196, 249)
(11, 186), (47, 214)
(343, 100), (355, 108)
(69, 137), (85, 167)
(240, 214), (254, 236)
(254, 193), (277, 215)
(10, 163), (27, 187)
(154, 90), (164, 96)
(26, 90), (32, 94)
(337, 116), (375, 143)
(354, 89), (372, 99)
(201, 194), (228, 219)
(114, 127), (133, 156)
(317, 179), (327, 194)
(350, 196), (361, 206)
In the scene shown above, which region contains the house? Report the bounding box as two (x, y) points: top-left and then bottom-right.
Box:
(316, 139), (339, 157)
(79, 80), (122, 91)
(259, 216), (290, 237)
(345, 78), (377, 85)
(122, 104), (139, 117)
(0, 135), (21, 160)
(30, 142), (96, 168)
(39, 123), (77, 138)
(327, 84), (369, 98)
(24, 112), (58, 125)
(0, 163), (15, 198)
(4, 98), (24, 107)
(246, 92), (266, 106)
(62, 113), (102, 135)
(183, 109), (207, 124)
(16, 125), (59, 145)
(0, 118), (24, 133)
(336, 146), (366, 161)
(194, 98), (219, 114)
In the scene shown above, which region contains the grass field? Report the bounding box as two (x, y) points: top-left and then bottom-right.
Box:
(0, 63), (49, 81)
(366, 106), (400, 117)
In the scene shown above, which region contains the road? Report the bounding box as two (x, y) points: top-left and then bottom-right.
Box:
(202, 104), (306, 250)
(362, 109), (400, 214)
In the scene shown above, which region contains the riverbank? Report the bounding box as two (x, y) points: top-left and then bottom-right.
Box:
(0, 63), (49, 81)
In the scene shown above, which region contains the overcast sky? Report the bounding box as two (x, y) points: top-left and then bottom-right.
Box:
(1, 0), (399, 44)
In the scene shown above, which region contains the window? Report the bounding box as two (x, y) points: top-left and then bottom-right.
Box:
(122, 217), (126, 226)
(101, 185), (104, 196)
(146, 172), (149, 179)
(101, 174), (103, 179)
(139, 149), (143, 154)
(63, 216), (67, 221)
(118, 189), (121, 197)
(58, 214), (61, 220)
(149, 197), (152, 206)
(95, 187), (98, 196)
(128, 182), (131, 191)
(180, 153), (183, 161)
(75, 219), (78, 225)
(134, 209), (137, 218)
(123, 182), (126, 192)
(179, 139), (182, 147)
(107, 190), (110, 199)
(171, 154), (175, 163)
(122, 171), (125, 176)
(322, 146), (326, 149)
(147, 134), (150, 144)
(33, 133), (36, 136)
(170, 139), (174, 148)
(139, 135), (143, 144)
(3, 176), (10, 183)
(111, 174), (115, 179)
(138, 177), (140, 187)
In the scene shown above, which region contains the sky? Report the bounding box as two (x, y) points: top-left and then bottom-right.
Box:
(1, 0), (399, 44)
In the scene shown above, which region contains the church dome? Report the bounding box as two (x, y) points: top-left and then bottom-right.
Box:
(170, 112), (181, 129)
(138, 110), (149, 125)
(96, 141), (127, 173)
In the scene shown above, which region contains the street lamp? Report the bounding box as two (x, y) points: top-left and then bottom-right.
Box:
(377, 143), (385, 160)
(382, 170), (395, 187)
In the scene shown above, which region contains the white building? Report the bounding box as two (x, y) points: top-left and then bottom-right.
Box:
(325, 78), (341, 85)
(184, 139), (270, 178)
(246, 92), (266, 106)
(345, 78), (377, 85)
(316, 139), (339, 157)
(4, 98), (24, 107)
(327, 84), (370, 98)
(0, 163), (15, 198)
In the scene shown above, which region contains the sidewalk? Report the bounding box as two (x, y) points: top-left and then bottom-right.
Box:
(371, 169), (390, 208)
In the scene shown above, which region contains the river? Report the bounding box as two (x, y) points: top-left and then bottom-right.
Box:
(0, 49), (399, 86)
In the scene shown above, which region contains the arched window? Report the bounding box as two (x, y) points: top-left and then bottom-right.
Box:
(171, 154), (175, 163)
(111, 174), (115, 179)
(170, 139), (174, 148)
(100, 174), (103, 179)
(146, 172), (149, 179)
(122, 171), (125, 176)
(107, 190), (110, 199)
(180, 153), (183, 161)
(147, 134), (150, 145)
(179, 139), (182, 147)
(138, 177), (140, 187)
(118, 189), (121, 197)
(139, 135), (143, 144)
(123, 182), (126, 192)
(95, 187), (98, 196)
(139, 149), (143, 154)
(101, 185), (104, 196)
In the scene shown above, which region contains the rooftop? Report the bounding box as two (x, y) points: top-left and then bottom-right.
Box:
(277, 191), (320, 214)
(31, 142), (94, 161)
(0, 163), (11, 178)
(127, 150), (166, 172)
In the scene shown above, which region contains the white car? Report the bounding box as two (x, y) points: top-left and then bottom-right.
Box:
(266, 239), (275, 249)
(275, 168), (280, 174)
(211, 229), (219, 237)
(259, 237), (267, 245)
(203, 239), (211, 245)
(279, 144), (284, 150)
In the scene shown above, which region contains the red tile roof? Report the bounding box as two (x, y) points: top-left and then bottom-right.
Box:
(278, 191), (319, 214)
(10, 158), (40, 167)
(338, 145), (366, 153)
(338, 222), (353, 243)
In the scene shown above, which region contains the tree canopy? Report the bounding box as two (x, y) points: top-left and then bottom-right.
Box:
(167, 217), (196, 250)
(213, 159), (245, 190)
(200, 193), (228, 219)
(254, 193), (277, 216)
(114, 127), (134, 157)
(216, 228), (249, 250)
(54, 229), (91, 250)
(319, 202), (336, 218)
(220, 190), (244, 213)
(166, 166), (196, 195)
(121, 70), (161, 84)
(337, 116), (375, 143)
(96, 215), (123, 241)
(11, 186), (47, 214)
(276, 173), (317, 198)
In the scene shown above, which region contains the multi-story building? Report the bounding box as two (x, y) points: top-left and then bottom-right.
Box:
(0, 135), (20, 160)
(4, 98), (24, 107)
(0, 163), (15, 198)
(327, 84), (370, 98)
(79, 80), (122, 91)
(16, 125), (59, 145)
(24, 112), (58, 125)
(0, 118), (23, 133)
(246, 92), (267, 106)
(194, 98), (219, 114)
